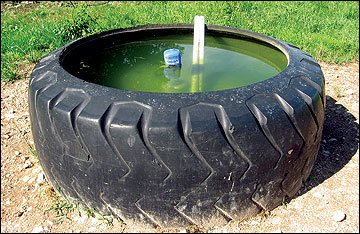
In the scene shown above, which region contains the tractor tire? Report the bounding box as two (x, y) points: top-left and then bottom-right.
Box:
(29, 24), (325, 230)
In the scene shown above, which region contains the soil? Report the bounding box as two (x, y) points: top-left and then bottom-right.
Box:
(1, 61), (359, 233)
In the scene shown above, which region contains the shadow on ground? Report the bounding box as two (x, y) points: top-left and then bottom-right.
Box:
(291, 95), (359, 200)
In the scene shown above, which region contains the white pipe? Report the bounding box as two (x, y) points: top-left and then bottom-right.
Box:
(192, 15), (205, 65)
(191, 16), (205, 92)
(198, 16), (205, 65)
(192, 15), (200, 65)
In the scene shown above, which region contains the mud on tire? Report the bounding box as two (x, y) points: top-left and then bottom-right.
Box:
(29, 24), (325, 230)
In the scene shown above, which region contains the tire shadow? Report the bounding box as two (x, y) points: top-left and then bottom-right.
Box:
(291, 95), (359, 199)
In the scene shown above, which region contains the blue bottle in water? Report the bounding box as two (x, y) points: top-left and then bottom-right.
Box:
(163, 48), (181, 67)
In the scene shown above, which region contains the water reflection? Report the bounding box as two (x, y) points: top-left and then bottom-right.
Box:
(163, 67), (181, 79)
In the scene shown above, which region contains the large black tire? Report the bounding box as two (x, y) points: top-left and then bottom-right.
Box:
(29, 24), (325, 230)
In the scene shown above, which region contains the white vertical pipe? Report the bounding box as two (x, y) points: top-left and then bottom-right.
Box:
(192, 15), (205, 65)
(192, 15), (200, 65)
(192, 15), (205, 92)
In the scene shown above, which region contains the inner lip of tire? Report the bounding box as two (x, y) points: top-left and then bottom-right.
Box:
(59, 24), (290, 92)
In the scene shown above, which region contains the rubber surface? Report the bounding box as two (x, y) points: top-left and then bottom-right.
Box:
(28, 24), (325, 229)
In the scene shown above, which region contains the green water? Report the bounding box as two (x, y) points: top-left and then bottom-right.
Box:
(67, 34), (287, 93)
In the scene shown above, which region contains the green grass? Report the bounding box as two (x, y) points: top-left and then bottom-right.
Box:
(83, 207), (122, 226)
(333, 85), (342, 97)
(44, 185), (123, 226)
(1, 1), (359, 82)
(45, 187), (77, 223)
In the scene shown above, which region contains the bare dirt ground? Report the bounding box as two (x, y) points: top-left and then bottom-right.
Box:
(1, 61), (359, 233)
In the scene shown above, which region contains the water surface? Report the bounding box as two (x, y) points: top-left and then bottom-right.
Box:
(65, 34), (288, 93)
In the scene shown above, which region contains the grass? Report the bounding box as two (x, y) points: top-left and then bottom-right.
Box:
(45, 187), (77, 223)
(281, 196), (289, 208)
(45, 187), (119, 226)
(307, 175), (319, 181)
(44, 184), (122, 227)
(205, 227), (216, 232)
(1, 1), (358, 82)
(83, 207), (121, 226)
(333, 85), (342, 97)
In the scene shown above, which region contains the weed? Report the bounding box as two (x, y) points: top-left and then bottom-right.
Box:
(258, 209), (271, 219)
(46, 188), (117, 226)
(3, 66), (22, 82)
(99, 215), (115, 226)
(83, 207), (116, 227)
(116, 217), (123, 224)
(281, 196), (289, 207)
(308, 175), (318, 181)
(26, 50), (43, 64)
(58, 2), (98, 43)
(45, 187), (76, 223)
(333, 85), (342, 97)
(83, 207), (96, 217)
